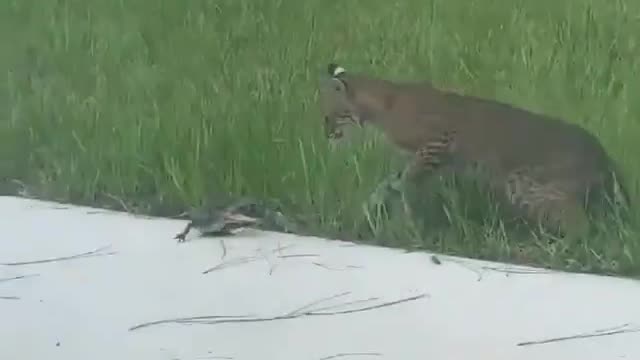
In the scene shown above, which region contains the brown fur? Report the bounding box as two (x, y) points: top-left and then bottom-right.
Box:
(318, 64), (628, 235)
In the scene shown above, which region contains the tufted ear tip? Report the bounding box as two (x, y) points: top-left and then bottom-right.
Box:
(327, 63), (346, 77)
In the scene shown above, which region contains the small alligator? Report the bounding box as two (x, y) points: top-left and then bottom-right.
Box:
(174, 197), (303, 242)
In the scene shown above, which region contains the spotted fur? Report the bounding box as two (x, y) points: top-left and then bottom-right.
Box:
(403, 130), (457, 180)
(317, 62), (630, 235)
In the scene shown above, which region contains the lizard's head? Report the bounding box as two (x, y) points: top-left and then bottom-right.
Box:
(318, 63), (365, 142)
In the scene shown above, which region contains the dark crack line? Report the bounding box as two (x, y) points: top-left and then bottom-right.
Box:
(0, 274), (40, 283)
(312, 262), (363, 271)
(202, 256), (261, 274)
(129, 314), (256, 331)
(202, 253), (320, 275)
(446, 259), (485, 281)
(129, 293), (428, 332)
(0, 245), (115, 266)
(283, 291), (352, 317)
(318, 352), (382, 360)
(278, 254), (318, 259)
(219, 239), (228, 260)
(304, 297), (380, 314)
(517, 323), (640, 346)
(481, 265), (555, 275)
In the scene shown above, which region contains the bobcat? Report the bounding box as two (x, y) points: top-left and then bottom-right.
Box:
(318, 63), (629, 236)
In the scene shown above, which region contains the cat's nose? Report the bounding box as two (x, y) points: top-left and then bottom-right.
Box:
(329, 129), (343, 139)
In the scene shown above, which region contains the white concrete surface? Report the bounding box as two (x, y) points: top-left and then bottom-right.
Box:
(1, 195), (640, 360)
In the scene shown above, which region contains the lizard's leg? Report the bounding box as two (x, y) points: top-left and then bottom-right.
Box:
(174, 222), (193, 243)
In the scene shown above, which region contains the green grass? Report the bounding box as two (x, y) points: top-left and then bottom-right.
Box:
(2, 0), (640, 276)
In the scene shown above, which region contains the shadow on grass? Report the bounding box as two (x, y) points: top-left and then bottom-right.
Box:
(350, 164), (639, 276)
